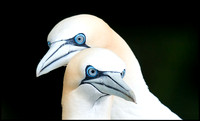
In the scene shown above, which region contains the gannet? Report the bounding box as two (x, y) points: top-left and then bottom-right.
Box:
(61, 48), (135, 119)
(36, 14), (181, 119)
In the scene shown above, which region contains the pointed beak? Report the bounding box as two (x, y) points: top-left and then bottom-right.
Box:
(82, 72), (136, 103)
(36, 41), (86, 77)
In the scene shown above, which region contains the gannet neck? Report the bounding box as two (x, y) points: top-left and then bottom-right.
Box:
(107, 30), (181, 119)
(111, 90), (181, 119)
(62, 84), (112, 119)
(108, 30), (149, 97)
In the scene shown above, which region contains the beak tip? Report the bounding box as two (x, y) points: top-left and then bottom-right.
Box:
(36, 66), (43, 77)
(36, 71), (41, 77)
(129, 90), (137, 104)
(132, 99), (137, 104)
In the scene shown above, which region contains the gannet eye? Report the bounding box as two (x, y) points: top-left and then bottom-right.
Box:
(86, 66), (98, 78)
(74, 33), (86, 45)
(121, 69), (126, 78)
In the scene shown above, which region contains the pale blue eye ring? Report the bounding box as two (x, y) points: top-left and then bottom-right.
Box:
(74, 33), (86, 45)
(86, 66), (98, 78)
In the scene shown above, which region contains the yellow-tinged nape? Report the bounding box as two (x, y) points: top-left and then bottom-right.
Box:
(61, 48), (135, 119)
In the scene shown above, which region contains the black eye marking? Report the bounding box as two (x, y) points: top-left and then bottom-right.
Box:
(47, 33), (89, 48)
(121, 69), (126, 78)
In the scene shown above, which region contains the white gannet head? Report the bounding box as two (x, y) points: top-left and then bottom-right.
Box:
(36, 14), (113, 77)
(62, 48), (136, 103)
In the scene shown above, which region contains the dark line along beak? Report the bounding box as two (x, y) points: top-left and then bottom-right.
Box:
(82, 72), (136, 103)
(36, 41), (87, 77)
